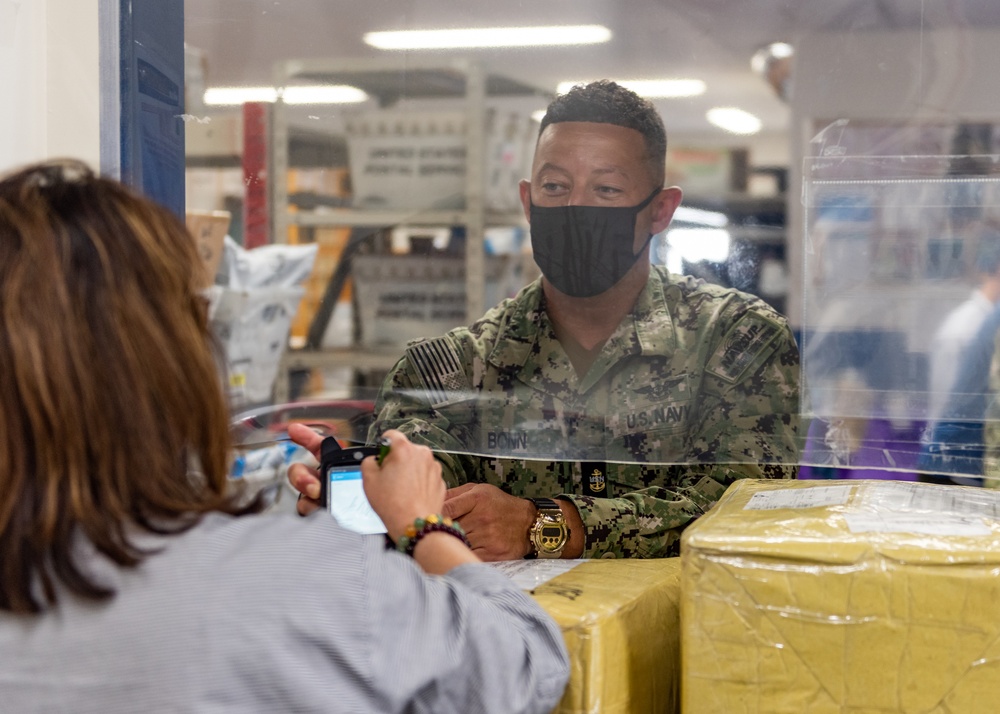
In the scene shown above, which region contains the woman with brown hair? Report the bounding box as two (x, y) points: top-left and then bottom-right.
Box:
(0, 160), (567, 713)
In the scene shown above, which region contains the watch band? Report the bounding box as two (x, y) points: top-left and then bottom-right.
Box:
(526, 497), (570, 559)
(530, 497), (561, 512)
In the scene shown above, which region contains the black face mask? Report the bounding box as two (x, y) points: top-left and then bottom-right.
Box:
(530, 188), (660, 298)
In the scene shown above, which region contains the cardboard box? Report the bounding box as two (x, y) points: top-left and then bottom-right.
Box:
(681, 479), (1000, 713)
(185, 210), (230, 288)
(352, 254), (523, 346)
(529, 559), (682, 714)
(344, 109), (534, 212)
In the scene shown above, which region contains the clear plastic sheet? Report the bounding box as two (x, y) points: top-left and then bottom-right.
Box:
(801, 155), (1000, 485)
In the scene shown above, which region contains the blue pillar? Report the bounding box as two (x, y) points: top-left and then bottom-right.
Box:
(101, 0), (185, 218)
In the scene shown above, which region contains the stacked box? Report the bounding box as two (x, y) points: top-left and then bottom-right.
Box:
(352, 254), (524, 346)
(185, 210), (230, 288)
(344, 109), (534, 212)
(531, 559), (682, 714)
(681, 479), (1000, 713)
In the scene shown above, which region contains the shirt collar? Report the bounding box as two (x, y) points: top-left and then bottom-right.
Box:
(630, 265), (679, 357)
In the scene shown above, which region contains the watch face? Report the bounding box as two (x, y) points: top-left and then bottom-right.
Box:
(539, 523), (566, 551)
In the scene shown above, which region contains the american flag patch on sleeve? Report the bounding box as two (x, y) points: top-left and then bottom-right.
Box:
(405, 337), (470, 407)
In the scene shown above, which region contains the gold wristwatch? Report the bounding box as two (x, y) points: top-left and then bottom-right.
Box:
(526, 498), (570, 559)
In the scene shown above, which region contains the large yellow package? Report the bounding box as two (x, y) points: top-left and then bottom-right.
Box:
(520, 558), (682, 714)
(681, 479), (1000, 713)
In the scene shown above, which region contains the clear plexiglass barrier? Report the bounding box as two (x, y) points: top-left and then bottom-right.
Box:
(230, 155), (1000, 508)
(801, 154), (1000, 485)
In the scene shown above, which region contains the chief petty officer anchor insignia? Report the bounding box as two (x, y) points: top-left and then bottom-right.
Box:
(582, 462), (606, 496)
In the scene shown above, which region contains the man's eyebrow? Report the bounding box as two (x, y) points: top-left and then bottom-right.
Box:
(536, 162), (571, 175)
(592, 166), (631, 179)
(536, 163), (631, 179)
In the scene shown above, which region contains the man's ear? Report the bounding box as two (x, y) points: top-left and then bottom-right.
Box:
(518, 180), (532, 223)
(651, 187), (683, 234)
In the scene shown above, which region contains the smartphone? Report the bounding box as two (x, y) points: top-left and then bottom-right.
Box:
(319, 438), (387, 535)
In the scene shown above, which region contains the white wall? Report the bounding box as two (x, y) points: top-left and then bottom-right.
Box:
(0, 0), (101, 173)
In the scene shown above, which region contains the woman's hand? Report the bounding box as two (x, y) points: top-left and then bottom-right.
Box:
(362, 430), (446, 542)
(288, 425), (476, 573)
(286, 425), (446, 538)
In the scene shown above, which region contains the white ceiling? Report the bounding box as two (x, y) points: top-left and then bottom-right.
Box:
(183, 0), (1000, 140)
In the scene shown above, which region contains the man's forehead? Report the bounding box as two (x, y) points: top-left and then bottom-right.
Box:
(537, 120), (646, 147)
(533, 121), (649, 174)
(535, 160), (633, 180)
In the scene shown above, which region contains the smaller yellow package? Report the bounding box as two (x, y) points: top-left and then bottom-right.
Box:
(531, 558), (682, 714)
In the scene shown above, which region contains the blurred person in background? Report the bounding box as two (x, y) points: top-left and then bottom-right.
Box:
(927, 223), (1000, 424)
(919, 303), (1000, 488)
(0, 160), (567, 713)
(918, 224), (1000, 487)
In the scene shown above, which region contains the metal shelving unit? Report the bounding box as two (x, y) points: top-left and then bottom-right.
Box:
(286, 209), (527, 230)
(269, 57), (550, 401)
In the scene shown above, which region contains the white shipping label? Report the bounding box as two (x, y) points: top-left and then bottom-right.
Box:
(844, 513), (991, 537)
(864, 482), (1000, 519)
(744, 485), (854, 511)
(488, 559), (584, 591)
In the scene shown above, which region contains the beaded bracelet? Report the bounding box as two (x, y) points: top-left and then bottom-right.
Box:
(396, 514), (471, 557)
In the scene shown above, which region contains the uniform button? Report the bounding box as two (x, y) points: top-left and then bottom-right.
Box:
(600, 552), (617, 559)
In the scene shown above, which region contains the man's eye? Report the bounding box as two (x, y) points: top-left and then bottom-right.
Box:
(596, 186), (623, 195)
(540, 182), (567, 193)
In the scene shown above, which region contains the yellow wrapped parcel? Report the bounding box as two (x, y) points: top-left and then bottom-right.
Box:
(682, 479), (1000, 713)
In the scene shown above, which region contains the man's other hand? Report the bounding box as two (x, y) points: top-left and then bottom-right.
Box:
(442, 483), (535, 561)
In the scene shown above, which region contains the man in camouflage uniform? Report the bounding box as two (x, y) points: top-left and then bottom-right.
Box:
(293, 81), (799, 559)
(364, 81), (800, 560)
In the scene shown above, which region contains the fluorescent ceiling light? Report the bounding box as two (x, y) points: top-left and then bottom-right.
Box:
(363, 25), (611, 50)
(557, 78), (706, 98)
(204, 87), (278, 105)
(673, 206), (728, 227)
(706, 107), (762, 135)
(203, 85), (368, 106)
(282, 85), (368, 104)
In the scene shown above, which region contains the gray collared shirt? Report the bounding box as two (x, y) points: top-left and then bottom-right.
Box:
(0, 511), (569, 713)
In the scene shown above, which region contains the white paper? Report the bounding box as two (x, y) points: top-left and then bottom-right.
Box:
(744, 485), (854, 511)
(844, 512), (990, 537)
(863, 481), (1000, 519)
(488, 559), (584, 590)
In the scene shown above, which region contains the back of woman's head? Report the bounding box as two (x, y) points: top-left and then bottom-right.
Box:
(0, 160), (237, 614)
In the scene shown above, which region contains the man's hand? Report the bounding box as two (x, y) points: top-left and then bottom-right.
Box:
(442, 483), (535, 561)
(286, 423), (324, 516)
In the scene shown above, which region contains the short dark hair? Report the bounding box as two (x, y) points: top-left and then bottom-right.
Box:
(538, 80), (667, 184)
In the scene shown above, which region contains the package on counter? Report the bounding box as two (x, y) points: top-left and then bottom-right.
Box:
(681, 479), (1000, 713)
(530, 558), (682, 714)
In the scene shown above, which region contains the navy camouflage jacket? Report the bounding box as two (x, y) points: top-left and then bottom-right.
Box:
(370, 267), (801, 558)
